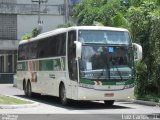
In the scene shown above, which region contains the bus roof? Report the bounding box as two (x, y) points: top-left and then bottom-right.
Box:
(19, 26), (129, 45)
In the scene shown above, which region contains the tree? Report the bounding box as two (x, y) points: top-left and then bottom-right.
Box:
(32, 27), (39, 37)
(128, 0), (160, 96)
(73, 0), (129, 28)
(21, 27), (39, 40)
(57, 22), (74, 28)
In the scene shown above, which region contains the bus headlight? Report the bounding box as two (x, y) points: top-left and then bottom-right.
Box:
(83, 96), (87, 100)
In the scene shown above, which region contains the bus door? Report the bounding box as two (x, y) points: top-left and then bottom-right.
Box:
(68, 30), (78, 99)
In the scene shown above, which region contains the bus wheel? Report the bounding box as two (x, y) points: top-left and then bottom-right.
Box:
(60, 85), (68, 105)
(27, 81), (32, 98)
(104, 100), (114, 106)
(23, 81), (27, 96)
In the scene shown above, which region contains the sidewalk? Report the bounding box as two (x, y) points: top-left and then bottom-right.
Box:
(133, 99), (160, 107)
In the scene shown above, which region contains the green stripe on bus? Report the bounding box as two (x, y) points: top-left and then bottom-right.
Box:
(80, 78), (134, 85)
(39, 59), (61, 71)
(17, 57), (65, 71)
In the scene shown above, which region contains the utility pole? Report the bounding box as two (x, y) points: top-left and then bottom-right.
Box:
(31, 0), (48, 34)
(64, 0), (69, 23)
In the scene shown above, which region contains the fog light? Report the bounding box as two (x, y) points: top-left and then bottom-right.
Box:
(83, 96), (86, 99)
(127, 96), (131, 99)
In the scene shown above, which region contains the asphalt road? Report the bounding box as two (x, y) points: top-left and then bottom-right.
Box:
(0, 84), (160, 120)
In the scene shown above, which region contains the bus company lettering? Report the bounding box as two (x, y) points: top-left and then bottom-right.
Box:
(49, 74), (55, 79)
(116, 82), (125, 85)
(79, 83), (94, 89)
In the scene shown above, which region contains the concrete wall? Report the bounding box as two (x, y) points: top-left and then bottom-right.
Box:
(0, 0), (16, 3)
(16, 0), (65, 39)
(0, 14), (17, 40)
(17, 0), (64, 4)
(17, 15), (64, 40)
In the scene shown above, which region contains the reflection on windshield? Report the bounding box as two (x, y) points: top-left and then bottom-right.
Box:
(79, 30), (130, 45)
(80, 45), (133, 80)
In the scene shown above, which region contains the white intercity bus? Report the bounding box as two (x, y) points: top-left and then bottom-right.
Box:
(16, 26), (142, 105)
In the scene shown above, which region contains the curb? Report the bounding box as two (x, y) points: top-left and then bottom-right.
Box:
(133, 99), (160, 107)
(0, 95), (40, 109)
(0, 102), (39, 109)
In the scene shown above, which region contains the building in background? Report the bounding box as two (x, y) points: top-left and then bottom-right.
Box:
(0, 0), (68, 83)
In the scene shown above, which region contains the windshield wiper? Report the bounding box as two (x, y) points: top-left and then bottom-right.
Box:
(97, 57), (110, 80)
(113, 63), (123, 81)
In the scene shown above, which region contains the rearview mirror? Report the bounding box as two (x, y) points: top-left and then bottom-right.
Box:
(74, 41), (82, 60)
(132, 43), (142, 61)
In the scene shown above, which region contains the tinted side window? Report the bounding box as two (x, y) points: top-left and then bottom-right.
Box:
(18, 44), (29, 60)
(37, 38), (49, 58)
(48, 35), (57, 57)
(18, 33), (67, 60)
(48, 33), (66, 57)
(18, 45), (23, 60)
(57, 33), (66, 56)
(29, 41), (38, 59)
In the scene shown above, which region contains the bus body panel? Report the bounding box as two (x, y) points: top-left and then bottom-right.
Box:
(77, 87), (134, 101)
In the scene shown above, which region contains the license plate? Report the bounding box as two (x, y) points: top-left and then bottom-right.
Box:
(104, 93), (114, 97)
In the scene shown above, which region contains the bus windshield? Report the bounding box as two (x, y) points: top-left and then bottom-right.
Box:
(79, 30), (130, 45)
(80, 45), (133, 80)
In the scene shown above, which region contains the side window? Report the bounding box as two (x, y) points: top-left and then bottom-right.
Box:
(38, 39), (49, 58)
(48, 35), (57, 57)
(29, 41), (38, 59)
(18, 44), (29, 60)
(48, 33), (66, 57)
(68, 30), (77, 81)
(57, 33), (66, 56)
(18, 45), (23, 60)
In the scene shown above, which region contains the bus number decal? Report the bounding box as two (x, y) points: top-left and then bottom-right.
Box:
(17, 63), (23, 70)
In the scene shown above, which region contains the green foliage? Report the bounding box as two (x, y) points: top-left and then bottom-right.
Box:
(57, 22), (74, 28)
(21, 27), (39, 40)
(73, 0), (126, 27)
(0, 95), (31, 104)
(32, 27), (39, 37)
(112, 12), (129, 28)
(21, 33), (32, 40)
(128, 0), (160, 97)
(134, 61), (148, 97)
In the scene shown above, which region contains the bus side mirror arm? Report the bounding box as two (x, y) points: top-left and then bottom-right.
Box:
(74, 41), (82, 60)
(132, 43), (142, 61)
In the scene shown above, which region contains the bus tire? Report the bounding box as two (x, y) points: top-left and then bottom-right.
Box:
(104, 100), (114, 106)
(60, 84), (68, 105)
(27, 81), (32, 98)
(23, 80), (27, 96)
